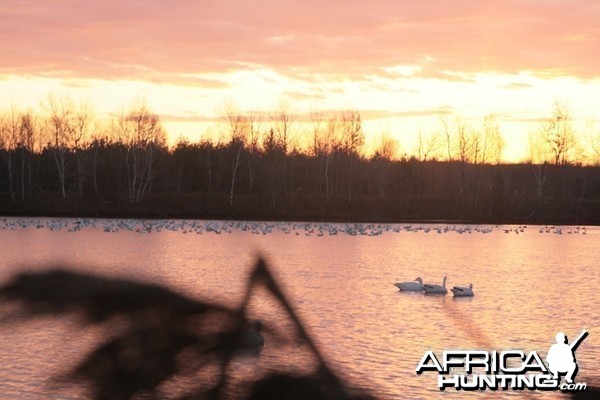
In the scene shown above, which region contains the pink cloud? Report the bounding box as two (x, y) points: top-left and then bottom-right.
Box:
(1, 0), (599, 81)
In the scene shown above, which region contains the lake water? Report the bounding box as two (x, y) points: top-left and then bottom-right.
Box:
(0, 218), (598, 399)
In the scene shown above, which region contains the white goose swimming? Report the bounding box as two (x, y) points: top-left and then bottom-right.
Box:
(451, 283), (474, 297)
(422, 276), (448, 295)
(394, 277), (424, 292)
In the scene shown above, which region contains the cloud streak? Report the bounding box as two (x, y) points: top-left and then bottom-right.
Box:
(159, 106), (454, 124)
(2, 0), (599, 83)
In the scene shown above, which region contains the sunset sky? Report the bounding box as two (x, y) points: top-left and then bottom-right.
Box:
(2, 0), (600, 161)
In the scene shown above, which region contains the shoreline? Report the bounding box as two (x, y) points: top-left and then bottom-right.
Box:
(2, 192), (598, 227)
(1, 211), (597, 228)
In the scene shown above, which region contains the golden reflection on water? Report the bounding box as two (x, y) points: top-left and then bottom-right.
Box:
(0, 219), (598, 399)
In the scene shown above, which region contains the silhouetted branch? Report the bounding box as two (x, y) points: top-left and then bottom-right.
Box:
(0, 258), (374, 400)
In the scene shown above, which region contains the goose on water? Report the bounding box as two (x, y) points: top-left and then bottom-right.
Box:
(451, 283), (474, 297)
(422, 276), (448, 295)
(240, 320), (265, 347)
(394, 277), (424, 292)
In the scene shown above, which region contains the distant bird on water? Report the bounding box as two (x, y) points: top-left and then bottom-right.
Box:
(451, 283), (474, 297)
(394, 277), (424, 292)
(422, 276), (448, 295)
(238, 319), (265, 348)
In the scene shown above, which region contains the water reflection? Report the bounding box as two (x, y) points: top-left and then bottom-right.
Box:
(0, 218), (598, 399)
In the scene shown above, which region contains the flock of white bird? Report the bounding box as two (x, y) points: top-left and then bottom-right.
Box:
(502, 225), (588, 235)
(395, 276), (474, 297)
(2, 218), (590, 301)
(0, 218), (591, 237)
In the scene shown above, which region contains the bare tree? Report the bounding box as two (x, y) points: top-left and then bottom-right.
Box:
(339, 110), (364, 201)
(339, 110), (364, 155)
(0, 107), (40, 202)
(446, 115), (505, 166)
(309, 111), (325, 156)
(17, 110), (38, 200)
(0, 107), (20, 201)
(587, 124), (600, 165)
(532, 164), (551, 202)
(528, 130), (547, 164)
(118, 102), (166, 203)
(245, 112), (263, 192)
(440, 115), (454, 161)
(246, 113), (263, 154)
(539, 101), (578, 165)
(372, 134), (398, 199)
(271, 98), (295, 156)
(44, 95), (76, 199)
(481, 115), (505, 164)
(527, 128), (553, 217)
(416, 129), (442, 162)
(309, 111), (337, 199)
(456, 119), (474, 164)
(219, 101), (248, 207)
(88, 118), (113, 195)
(271, 98), (297, 196)
(72, 101), (94, 197)
(470, 116), (505, 213)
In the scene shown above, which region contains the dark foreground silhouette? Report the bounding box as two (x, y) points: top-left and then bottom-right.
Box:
(0, 259), (596, 399)
(0, 259), (374, 400)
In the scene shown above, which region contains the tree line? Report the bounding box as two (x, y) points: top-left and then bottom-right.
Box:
(1, 97), (599, 224)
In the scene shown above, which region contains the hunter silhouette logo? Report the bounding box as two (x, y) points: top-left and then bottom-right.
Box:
(416, 329), (589, 392)
(547, 329), (588, 384)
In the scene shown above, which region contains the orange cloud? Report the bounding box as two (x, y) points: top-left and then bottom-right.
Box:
(1, 0), (599, 83)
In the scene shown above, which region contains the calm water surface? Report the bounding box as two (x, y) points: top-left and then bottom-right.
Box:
(0, 218), (598, 399)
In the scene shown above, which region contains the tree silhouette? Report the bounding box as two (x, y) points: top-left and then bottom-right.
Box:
(1, 102), (600, 224)
(0, 258), (374, 400)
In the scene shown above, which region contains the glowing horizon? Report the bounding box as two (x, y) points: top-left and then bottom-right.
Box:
(2, 0), (600, 162)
